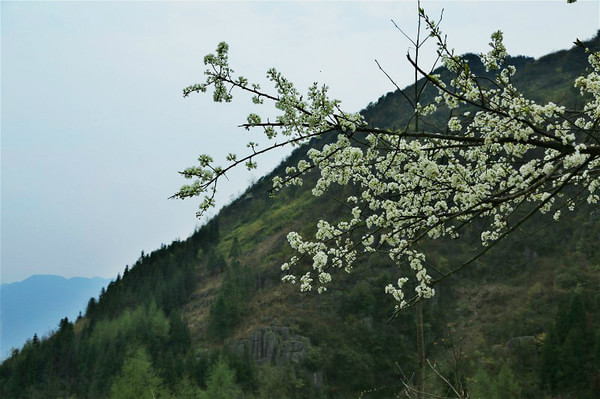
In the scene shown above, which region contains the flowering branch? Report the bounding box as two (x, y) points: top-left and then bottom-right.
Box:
(176, 8), (600, 311)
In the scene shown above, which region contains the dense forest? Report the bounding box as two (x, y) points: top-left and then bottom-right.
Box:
(1, 33), (599, 399)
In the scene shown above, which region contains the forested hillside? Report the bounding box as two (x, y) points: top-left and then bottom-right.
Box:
(1, 33), (599, 399)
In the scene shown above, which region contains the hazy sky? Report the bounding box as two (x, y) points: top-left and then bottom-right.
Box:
(2, 0), (599, 284)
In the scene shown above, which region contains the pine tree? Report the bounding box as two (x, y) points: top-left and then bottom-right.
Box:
(200, 358), (241, 399)
(541, 290), (597, 396)
(109, 346), (168, 399)
(496, 364), (521, 398)
(229, 236), (241, 259)
(174, 375), (202, 399)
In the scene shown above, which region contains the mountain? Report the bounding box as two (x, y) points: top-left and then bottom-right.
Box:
(0, 275), (110, 360)
(1, 34), (599, 399)
(362, 31), (600, 129)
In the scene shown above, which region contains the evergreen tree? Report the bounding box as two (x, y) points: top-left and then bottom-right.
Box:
(471, 368), (495, 399)
(109, 346), (168, 399)
(471, 364), (520, 399)
(229, 236), (241, 259)
(174, 375), (202, 399)
(200, 358), (241, 399)
(540, 330), (561, 391)
(206, 248), (227, 275)
(496, 364), (521, 399)
(207, 260), (256, 340)
(257, 365), (293, 399)
(540, 290), (597, 396)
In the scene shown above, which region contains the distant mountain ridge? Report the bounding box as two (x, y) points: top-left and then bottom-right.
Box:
(0, 274), (111, 359)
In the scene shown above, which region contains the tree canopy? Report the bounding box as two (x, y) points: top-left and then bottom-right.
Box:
(109, 346), (167, 399)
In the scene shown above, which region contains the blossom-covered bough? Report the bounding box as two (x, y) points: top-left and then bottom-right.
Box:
(174, 8), (600, 313)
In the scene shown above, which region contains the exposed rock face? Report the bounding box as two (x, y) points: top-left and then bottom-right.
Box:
(230, 326), (325, 390)
(231, 326), (310, 366)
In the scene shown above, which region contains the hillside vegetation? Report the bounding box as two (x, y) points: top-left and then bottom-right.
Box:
(1, 33), (599, 399)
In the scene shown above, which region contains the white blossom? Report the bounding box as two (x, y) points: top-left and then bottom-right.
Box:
(177, 20), (600, 312)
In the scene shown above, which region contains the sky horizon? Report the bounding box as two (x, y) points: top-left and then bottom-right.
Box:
(2, 0), (599, 284)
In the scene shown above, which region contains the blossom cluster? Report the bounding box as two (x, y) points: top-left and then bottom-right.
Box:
(177, 21), (600, 309)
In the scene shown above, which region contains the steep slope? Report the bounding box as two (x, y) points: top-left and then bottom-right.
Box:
(1, 33), (599, 399)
